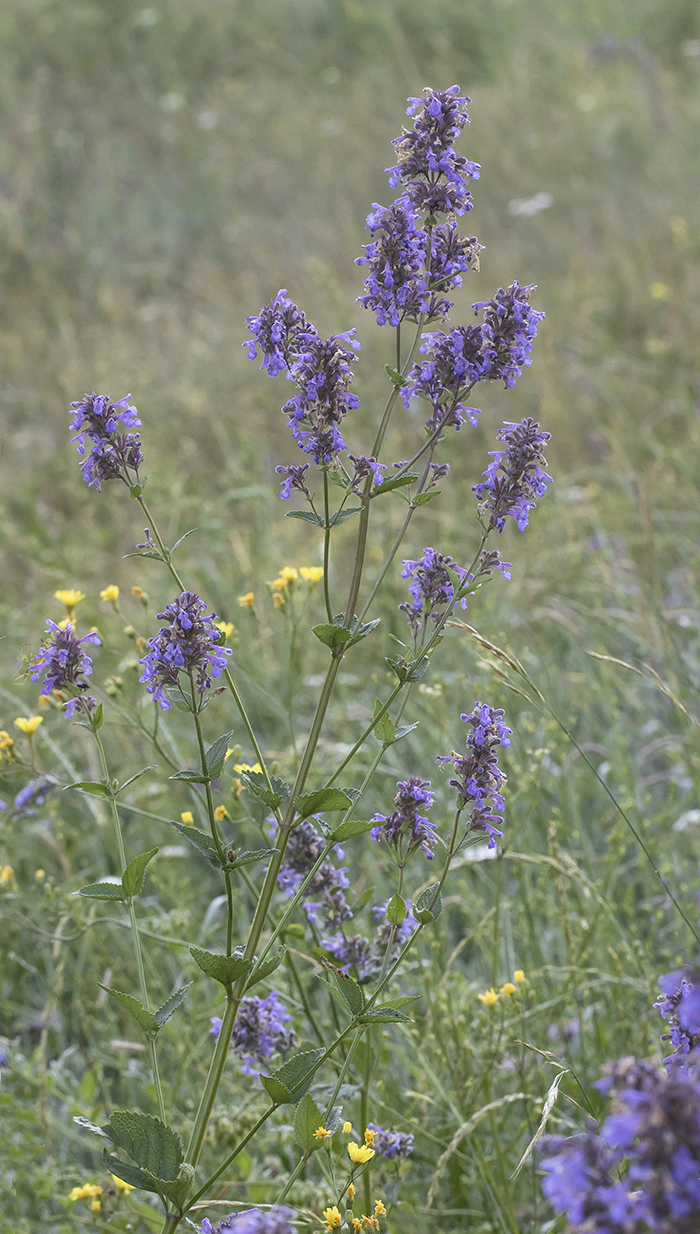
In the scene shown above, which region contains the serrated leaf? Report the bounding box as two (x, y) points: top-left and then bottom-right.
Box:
(76, 881), (126, 901)
(154, 984), (191, 1029)
(393, 721), (420, 742)
(240, 770), (290, 810)
(169, 769), (209, 784)
(411, 490), (441, 506)
(372, 699), (395, 744)
(383, 994), (421, 1009)
(119, 766), (158, 792)
(74, 1115), (109, 1138)
(360, 1007), (413, 1024)
(332, 971), (364, 1016)
(189, 946), (253, 986)
(285, 509), (324, 526)
(146, 1162), (195, 1207)
(312, 623), (354, 651)
(415, 882), (443, 923)
(262, 1048), (324, 1104)
(347, 617), (381, 647)
(326, 1105), (344, 1134)
(261, 1074), (293, 1104)
(294, 1091), (325, 1152)
(65, 780), (111, 799)
(330, 818), (375, 843)
(205, 731), (235, 780)
(294, 788), (354, 820)
(165, 820), (221, 863)
(98, 985), (159, 1034)
(91, 703), (104, 731)
(103, 1150), (157, 1193)
(385, 893), (407, 925)
(372, 472), (419, 494)
(329, 506), (363, 527)
(384, 363), (409, 388)
(122, 848), (159, 898)
(105, 1110), (183, 1180)
(229, 848), (274, 869)
(245, 945), (287, 991)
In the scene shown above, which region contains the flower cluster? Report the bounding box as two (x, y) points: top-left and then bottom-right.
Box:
(388, 86), (479, 218)
(29, 620), (101, 718)
(139, 591), (232, 709)
(366, 1122), (414, 1159)
(69, 392), (144, 491)
(437, 703), (511, 847)
(322, 901), (418, 979)
(471, 281), (545, 389)
(201, 1208), (295, 1234)
(656, 970), (700, 1062)
(271, 818), (346, 896)
(210, 991), (295, 1076)
(540, 1056), (700, 1232)
(473, 417), (552, 533)
(399, 547), (468, 647)
(370, 776), (437, 861)
(9, 776), (59, 818)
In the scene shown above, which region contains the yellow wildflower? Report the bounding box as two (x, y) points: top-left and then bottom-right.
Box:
(55, 589), (85, 611)
(238, 591), (255, 607)
(361, 1219), (379, 1230)
(343, 1121), (353, 1135)
(352, 1222), (362, 1234)
(347, 1182), (356, 1200)
(300, 566), (324, 583)
(364, 1128), (375, 1146)
(323, 1206), (342, 1230)
(180, 812), (194, 825)
(348, 1142), (375, 1165)
(100, 585), (120, 604)
(69, 1183), (102, 1202)
(1, 866), (15, 884)
(132, 586), (147, 599)
(233, 763), (261, 775)
(215, 621), (234, 639)
(272, 592), (285, 608)
(0, 731), (14, 750)
(374, 1199), (387, 1217)
(111, 1174), (135, 1193)
(214, 805), (230, 822)
(279, 566), (298, 583)
(14, 715), (43, 735)
(500, 982), (516, 997)
(478, 988), (499, 1008)
(314, 1125), (333, 1140)
(649, 282), (669, 300)
(514, 969), (525, 984)
(91, 1198), (101, 1213)
(35, 869), (45, 881)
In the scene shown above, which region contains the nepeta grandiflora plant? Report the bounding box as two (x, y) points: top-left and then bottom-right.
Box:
(31, 87), (551, 1232)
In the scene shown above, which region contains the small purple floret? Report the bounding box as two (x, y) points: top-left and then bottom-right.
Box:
(210, 991), (295, 1076)
(29, 620), (101, 718)
(473, 418), (552, 532)
(371, 776), (438, 861)
(69, 392), (144, 491)
(437, 703), (511, 847)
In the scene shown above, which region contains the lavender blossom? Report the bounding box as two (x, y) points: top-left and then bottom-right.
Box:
(69, 392), (144, 491)
(370, 776), (438, 861)
(243, 289), (316, 376)
(201, 1207), (295, 1234)
(139, 591), (232, 710)
(473, 418), (552, 532)
(367, 1122), (414, 1159)
(437, 703), (511, 847)
(275, 463), (311, 501)
(656, 971), (700, 1062)
(355, 201), (428, 326)
(323, 902), (418, 979)
(210, 991), (295, 1076)
(29, 620), (101, 718)
(400, 547), (469, 647)
(12, 776), (59, 816)
(322, 932), (373, 979)
(348, 454), (387, 489)
(387, 86), (480, 218)
(271, 818), (346, 897)
(282, 330), (360, 464)
(471, 281), (545, 389)
(373, 899), (419, 955)
(304, 886), (353, 929)
(402, 326), (486, 431)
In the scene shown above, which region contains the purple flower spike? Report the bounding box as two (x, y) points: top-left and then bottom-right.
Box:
(29, 620), (101, 718)
(371, 776), (438, 861)
(139, 591), (232, 709)
(243, 289), (316, 377)
(437, 703), (511, 847)
(399, 547), (469, 648)
(387, 86), (479, 218)
(201, 1207), (295, 1234)
(403, 326), (488, 431)
(282, 330), (360, 465)
(472, 281), (545, 389)
(473, 417), (552, 532)
(210, 991), (295, 1077)
(70, 392), (144, 491)
(655, 971), (700, 1062)
(367, 1122), (414, 1159)
(275, 463), (311, 501)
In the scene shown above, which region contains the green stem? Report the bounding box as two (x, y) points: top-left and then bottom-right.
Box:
(190, 692), (234, 956)
(360, 1031), (372, 1214)
(322, 471), (333, 624)
(185, 991), (237, 1166)
(186, 1104), (276, 1208)
(93, 731), (166, 1123)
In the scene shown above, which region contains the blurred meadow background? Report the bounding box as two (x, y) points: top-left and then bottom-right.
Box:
(2, 0), (700, 1230)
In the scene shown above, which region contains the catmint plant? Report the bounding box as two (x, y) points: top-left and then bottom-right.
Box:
(24, 86), (551, 1231)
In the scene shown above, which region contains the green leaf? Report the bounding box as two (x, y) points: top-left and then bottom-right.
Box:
(118, 766), (158, 792)
(347, 617), (381, 647)
(326, 1105), (344, 1134)
(164, 820), (221, 863)
(205, 731), (235, 780)
(383, 994), (421, 1009)
(394, 721), (420, 742)
(169, 769), (209, 784)
(294, 788), (355, 820)
(293, 1091), (326, 1153)
(412, 489), (441, 506)
(245, 945), (287, 991)
(384, 363), (409, 388)
(148, 1162), (195, 1208)
(90, 703), (104, 732)
(372, 699), (395, 744)
(76, 881), (125, 901)
(260, 1074), (293, 1104)
(65, 780), (111, 799)
(262, 1048), (325, 1104)
(285, 509), (323, 526)
(103, 1110), (183, 1180)
(360, 1007), (413, 1024)
(229, 848), (274, 869)
(154, 984), (191, 1029)
(386, 656), (430, 685)
(98, 985), (158, 1034)
(189, 946), (253, 986)
(240, 770), (290, 810)
(330, 969), (364, 1016)
(372, 472), (419, 495)
(103, 1150), (157, 1194)
(123, 549), (163, 560)
(330, 818), (375, 843)
(385, 893), (407, 925)
(328, 505), (363, 527)
(312, 623), (354, 651)
(122, 848), (159, 898)
(129, 484), (144, 499)
(415, 882), (443, 923)
(73, 1115), (110, 1138)
(169, 528), (198, 555)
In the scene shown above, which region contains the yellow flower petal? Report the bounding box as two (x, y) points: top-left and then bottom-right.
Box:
(279, 566), (298, 582)
(343, 1120), (353, 1135)
(0, 865), (14, 883)
(322, 1206), (342, 1229)
(215, 621), (234, 639)
(500, 982), (516, 997)
(112, 1174), (135, 1193)
(180, 812), (194, 825)
(273, 591), (285, 608)
(514, 969), (525, 984)
(374, 1199), (387, 1216)
(55, 589), (85, 609)
(649, 281), (669, 300)
(214, 805), (229, 822)
(238, 591), (254, 607)
(14, 715), (43, 735)
(348, 1141), (375, 1164)
(477, 988), (499, 1008)
(35, 869), (45, 881)
(314, 1125), (333, 1139)
(100, 585), (120, 603)
(364, 1128), (375, 1146)
(300, 566), (324, 583)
